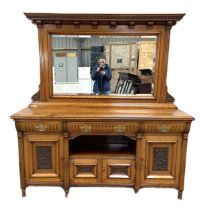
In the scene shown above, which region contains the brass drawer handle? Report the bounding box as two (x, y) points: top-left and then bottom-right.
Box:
(35, 124), (48, 132)
(113, 125), (126, 132)
(80, 125), (92, 132)
(159, 125), (170, 133)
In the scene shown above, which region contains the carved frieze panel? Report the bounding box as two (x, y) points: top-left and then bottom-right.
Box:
(65, 122), (138, 134)
(18, 121), (63, 132)
(142, 122), (186, 133)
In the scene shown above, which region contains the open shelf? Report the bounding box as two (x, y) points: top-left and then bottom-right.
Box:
(69, 135), (136, 159)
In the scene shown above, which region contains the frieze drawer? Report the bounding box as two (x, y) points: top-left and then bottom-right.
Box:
(16, 121), (63, 132)
(142, 122), (186, 133)
(65, 122), (138, 134)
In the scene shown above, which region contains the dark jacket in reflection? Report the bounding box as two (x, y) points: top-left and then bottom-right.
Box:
(91, 64), (112, 94)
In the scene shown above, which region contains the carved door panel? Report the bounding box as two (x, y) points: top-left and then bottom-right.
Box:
(24, 134), (64, 183)
(141, 135), (181, 186)
(70, 158), (100, 184)
(102, 159), (135, 184)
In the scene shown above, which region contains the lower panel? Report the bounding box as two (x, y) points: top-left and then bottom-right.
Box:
(70, 157), (135, 185)
(102, 159), (135, 184)
(70, 158), (100, 184)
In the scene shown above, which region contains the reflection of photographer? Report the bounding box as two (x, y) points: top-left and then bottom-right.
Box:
(91, 55), (112, 95)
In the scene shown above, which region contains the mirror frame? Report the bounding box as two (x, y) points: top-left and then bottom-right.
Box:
(25, 13), (185, 103)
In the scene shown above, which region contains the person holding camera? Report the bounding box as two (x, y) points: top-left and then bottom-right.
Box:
(91, 55), (112, 95)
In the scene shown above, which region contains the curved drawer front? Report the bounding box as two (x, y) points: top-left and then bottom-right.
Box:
(65, 122), (138, 134)
(142, 122), (186, 133)
(17, 121), (63, 132)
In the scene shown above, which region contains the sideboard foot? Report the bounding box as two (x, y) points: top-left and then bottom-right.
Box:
(22, 188), (26, 197)
(64, 188), (69, 197)
(134, 187), (139, 194)
(178, 190), (183, 199)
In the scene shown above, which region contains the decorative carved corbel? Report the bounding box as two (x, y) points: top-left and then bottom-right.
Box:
(183, 133), (188, 140)
(91, 21), (98, 29)
(73, 21), (80, 29)
(166, 92), (175, 102)
(166, 20), (175, 29)
(184, 122), (191, 133)
(55, 20), (61, 28)
(146, 21), (154, 29)
(34, 20), (43, 28)
(31, 90), (40, 101)
(128, 21), (135, 29)
(127, 135), (137, 141)
(64, 132), (69, 138)
(136, 133), (143, 140)
(110, 21), (117, 29)
(17, 132), (23, 138)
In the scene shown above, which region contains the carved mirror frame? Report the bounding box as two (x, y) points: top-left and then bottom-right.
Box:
(25, 13), (184, 103)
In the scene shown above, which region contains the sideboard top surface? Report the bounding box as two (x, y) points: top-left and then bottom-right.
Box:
(11, 103), (194, 121)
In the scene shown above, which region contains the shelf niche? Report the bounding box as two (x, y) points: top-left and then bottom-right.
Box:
(70, 135), (136, 158)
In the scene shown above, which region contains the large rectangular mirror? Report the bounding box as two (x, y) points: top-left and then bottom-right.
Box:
(51, 35), (157, 96)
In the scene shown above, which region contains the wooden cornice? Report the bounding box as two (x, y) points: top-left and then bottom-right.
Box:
(24, 13), (185, 28)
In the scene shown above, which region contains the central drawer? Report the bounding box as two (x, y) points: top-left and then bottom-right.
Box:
(65, 122), (138, 134)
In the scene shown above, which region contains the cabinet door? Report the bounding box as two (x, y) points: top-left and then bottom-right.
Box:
(70, 158), (100, 184)
(24, 134), (63, 183)
(102, 159), (135, 185)
(141, 135), (181, 186)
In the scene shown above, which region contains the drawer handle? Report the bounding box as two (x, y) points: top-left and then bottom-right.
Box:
(159, 125), (170, 133)
(80, 125), (92, 132)
(35, 124), (48, 132)
(113, 125), (126, 132)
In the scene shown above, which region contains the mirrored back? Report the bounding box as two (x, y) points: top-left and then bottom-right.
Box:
(51, 35), (157, 96)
